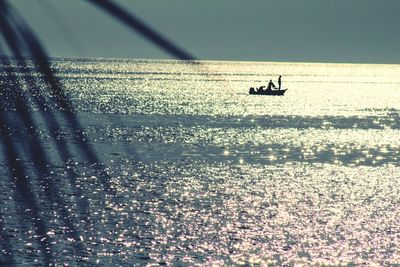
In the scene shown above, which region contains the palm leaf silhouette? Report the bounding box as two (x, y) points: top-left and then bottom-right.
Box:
(0, 0), (196, 264)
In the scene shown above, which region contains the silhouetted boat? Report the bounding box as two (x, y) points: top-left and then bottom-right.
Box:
(249, 87), (287, 96)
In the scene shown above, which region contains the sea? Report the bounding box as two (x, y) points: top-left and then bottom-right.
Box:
(1, 58), (400, 265)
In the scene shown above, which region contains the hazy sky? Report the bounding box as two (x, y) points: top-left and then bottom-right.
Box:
(4, 0), (400, 63)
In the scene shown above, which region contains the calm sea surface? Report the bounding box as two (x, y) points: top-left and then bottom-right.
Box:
(1, 59), (400, 265)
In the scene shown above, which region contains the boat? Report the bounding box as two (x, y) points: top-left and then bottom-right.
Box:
(249, 87), (287, 96)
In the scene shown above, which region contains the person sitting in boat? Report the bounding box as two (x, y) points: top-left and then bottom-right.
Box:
(267, 80), (276, 90)
(258, 85), (266, 92)
(249, 87), (255, 94)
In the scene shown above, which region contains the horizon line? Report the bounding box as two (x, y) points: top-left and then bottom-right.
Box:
(1, 55), (399, 66)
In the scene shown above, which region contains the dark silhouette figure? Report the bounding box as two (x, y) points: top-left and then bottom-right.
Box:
(258, 85), (266, 92)
(267, 80), (276, 90)
(278, 75), (282, 90)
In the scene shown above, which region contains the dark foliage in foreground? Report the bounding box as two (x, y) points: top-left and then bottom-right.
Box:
(0, 0), (196, 264)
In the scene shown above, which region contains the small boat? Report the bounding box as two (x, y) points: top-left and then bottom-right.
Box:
(249, 87), (287, 96)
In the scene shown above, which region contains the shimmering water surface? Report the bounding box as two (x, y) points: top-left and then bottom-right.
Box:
(1, 59), (400, 265)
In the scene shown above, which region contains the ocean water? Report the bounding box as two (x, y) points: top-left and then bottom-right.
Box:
(1, 58), (400, 265)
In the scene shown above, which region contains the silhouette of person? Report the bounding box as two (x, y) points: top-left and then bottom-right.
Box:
(258, 86), (265, 92)
(267, 80), (276, 90)
(278, 75), (282, 90)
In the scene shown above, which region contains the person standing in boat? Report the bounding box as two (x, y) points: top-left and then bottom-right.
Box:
(278, 75), (282, 90)
(267, 80), (276, 90)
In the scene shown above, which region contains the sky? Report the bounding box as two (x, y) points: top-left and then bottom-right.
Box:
(3, 0), (400, 64)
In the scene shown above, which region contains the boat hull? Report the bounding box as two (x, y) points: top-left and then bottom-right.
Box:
(249, 89), (287, 96)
